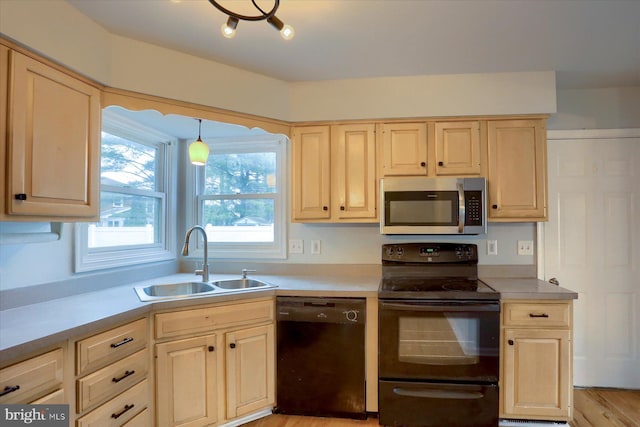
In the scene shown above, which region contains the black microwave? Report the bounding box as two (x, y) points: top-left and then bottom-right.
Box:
(380, 177), (487, 235)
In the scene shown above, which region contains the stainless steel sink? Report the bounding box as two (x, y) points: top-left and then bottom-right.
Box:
(135, 282), (217, 301)
(134, 278), (276, 302)
(211, 278), (271, 290)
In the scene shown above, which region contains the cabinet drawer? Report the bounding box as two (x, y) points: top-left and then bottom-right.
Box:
(77, 349), (148, 413)
(77, 319), (147, 375)
(30, 388), (65, 405)
(121, 407), (150, 427)
(0, 348), (63, 404)
(503, 302), (571, 328)
(76, 379), (148, 427)
(155, 299), (274, 339)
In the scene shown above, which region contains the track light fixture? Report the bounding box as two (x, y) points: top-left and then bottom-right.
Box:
(188, 119), (210, 166)
(209, 0), (294, 40)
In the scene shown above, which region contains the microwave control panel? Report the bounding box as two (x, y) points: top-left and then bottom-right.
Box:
(465, 191), (484, 226)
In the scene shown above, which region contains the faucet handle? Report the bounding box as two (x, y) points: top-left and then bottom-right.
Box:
(242, 269), (257, 279)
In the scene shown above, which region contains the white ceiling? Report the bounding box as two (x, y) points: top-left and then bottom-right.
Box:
(69, 0), (640, 138)
(67, 0), (640, 89)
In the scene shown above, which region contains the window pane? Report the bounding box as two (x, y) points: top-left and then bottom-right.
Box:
(204, 152), (276, 195)
(203, 199), (274, 243)
(90, 192), (161, 248)
(101, 132), (158, 190)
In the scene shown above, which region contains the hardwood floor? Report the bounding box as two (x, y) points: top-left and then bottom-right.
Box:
(242, 388), (640, 427)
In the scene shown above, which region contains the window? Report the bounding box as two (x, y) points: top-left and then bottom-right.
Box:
(75, 109), (176, 272)
(191, 135), (287, 259)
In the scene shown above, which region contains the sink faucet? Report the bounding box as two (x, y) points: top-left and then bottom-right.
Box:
(182, 225), (209, 282)
(242, 269), (257, 279)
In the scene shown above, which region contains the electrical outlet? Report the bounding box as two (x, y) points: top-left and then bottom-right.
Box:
(289, 239), (303, 254)
(517, 240), (534, 256)
(311, 240), (321, 255)
(487, 240), (498, 255)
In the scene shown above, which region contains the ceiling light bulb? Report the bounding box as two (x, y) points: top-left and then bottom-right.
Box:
(221, 16), (238, 39)
(280, 24), (295, 40)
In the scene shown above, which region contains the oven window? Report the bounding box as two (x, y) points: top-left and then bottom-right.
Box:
(398, 313), (480, 366)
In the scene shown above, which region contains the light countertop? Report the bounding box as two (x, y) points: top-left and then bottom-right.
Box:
(0, 272), (576, 363)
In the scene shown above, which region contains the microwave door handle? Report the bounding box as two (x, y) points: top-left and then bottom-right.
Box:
(457, 182), (465, 233)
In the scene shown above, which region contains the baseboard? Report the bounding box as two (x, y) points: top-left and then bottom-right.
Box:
(218, 408), (273, 427)
(500, 419), (569, 427)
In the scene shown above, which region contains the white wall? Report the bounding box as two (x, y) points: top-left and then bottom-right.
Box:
(289, 72), (556, 121)
(286, 222), (536, 265)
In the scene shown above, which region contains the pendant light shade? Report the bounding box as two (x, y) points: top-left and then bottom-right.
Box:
(189, 119), (209, 166)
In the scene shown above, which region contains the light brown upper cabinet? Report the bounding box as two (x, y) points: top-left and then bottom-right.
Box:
(380, 122), (428, 176)
(487, 119), (547, 221)
(434, 121), (481, 176)
(3, 50), (101, 221)
(291, 124), (377, 222)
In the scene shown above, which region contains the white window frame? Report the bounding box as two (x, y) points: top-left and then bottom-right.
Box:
(187, 135), (288, 260)
(75, 109), (176, 272)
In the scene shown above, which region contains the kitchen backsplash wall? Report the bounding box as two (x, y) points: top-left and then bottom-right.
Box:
(0, 220), (535, 292)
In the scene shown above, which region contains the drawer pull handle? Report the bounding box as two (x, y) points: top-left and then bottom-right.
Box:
(529, 313), (549, 318)
(0, 385), (20, 397)
(111, 404), (134, 419)
(14, 194), (27, 201)
(110, 337), (134, 348)
(112, 370), (135, 383)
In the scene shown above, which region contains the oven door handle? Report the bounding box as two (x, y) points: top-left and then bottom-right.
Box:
(392, 387), (484, 400)
(380, 301), (500, 312)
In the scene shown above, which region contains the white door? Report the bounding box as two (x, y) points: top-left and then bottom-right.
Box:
(543, 129), (640, 388)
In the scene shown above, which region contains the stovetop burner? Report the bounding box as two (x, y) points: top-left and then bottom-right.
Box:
(382, 277), (480, 293)
(378, 243), (500, 301)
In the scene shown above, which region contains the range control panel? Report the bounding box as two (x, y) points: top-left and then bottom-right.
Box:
(382, 243), (478, 264)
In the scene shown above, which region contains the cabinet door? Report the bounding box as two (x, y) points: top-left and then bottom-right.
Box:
(487, 119), (547, 221)
(291, 126), (331, 220)
(6, 51), (100, 219)
(331, 124), (377, 220)
(381, 122), (428, 176)
(502, 329), (571, 419)
(156, 335), (217, 427)
(226, 324), (275, 419)
(434, 121), (481, 176)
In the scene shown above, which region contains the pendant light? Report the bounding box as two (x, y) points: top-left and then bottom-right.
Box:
(189, 119), (209, 166)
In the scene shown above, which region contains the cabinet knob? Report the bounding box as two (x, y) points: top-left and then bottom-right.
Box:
(208, 346), (215, 352)
(492, 204), (498, 209)
(508, 339), (514, 346)
(420, 162), (426, 167)
(14, 193), (27, 201)
(322, 206), (328, 211)
(438, 161), (444, 167)
(229, 343), (236, 349)
(340, 206), (345, 211)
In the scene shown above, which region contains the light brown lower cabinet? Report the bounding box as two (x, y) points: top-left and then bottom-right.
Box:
(74, 317), (151, 426)
(500, 300), (573, 421)
(154, 297), (276, 427)
(226, 324), (275, 419)
(0, 347), (64, 404)
(156, 334), (218, 427)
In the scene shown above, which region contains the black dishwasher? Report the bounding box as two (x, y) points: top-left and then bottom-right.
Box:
(275, 296), (366, 419)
